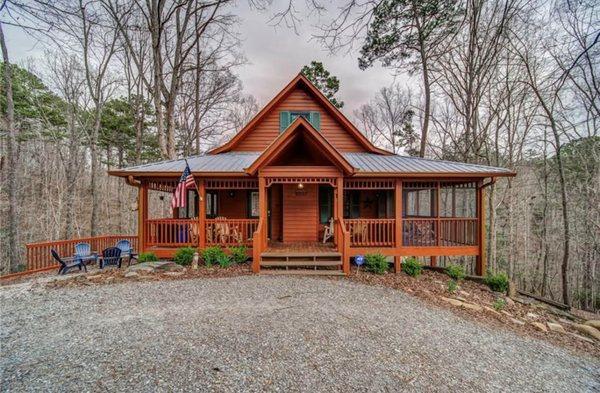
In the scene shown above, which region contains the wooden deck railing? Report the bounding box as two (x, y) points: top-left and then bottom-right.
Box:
(403, 218), (477, 247)
(145, 219), (198, 247)
(205, 218), (259, 246)
(439, 218), (477, 246)
(16, 235), (138, 277)
(345, 219), (396, 247)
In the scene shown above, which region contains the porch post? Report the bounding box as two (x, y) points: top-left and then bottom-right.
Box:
(476, 181), (487, 276)
(259, 176), (267, 248)
(198, 179), (206, 251)
(138, 180), (148, 253)
(394, 179), (402, 273)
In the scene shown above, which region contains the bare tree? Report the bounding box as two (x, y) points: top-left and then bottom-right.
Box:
(354, 84), (417, 154)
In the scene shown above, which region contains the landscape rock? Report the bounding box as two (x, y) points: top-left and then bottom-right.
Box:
(572, 324), (600, 341)
(500, 310), (513, 317)
(531, 322), (548, 332)
(441, 297), (463, 307)
(126, 261), (183, 273)
(526, 312), (540, 319)
(458, 290), (470, 297)
(483, 306), (502, 316)
(511, 318), (525, 326)
(163, 271), (184, 277)
(461, 302), (483, 312)
(455, 296), (468, 302)
(504, 297), (515, 306)
(568, 332), (594, 344)
(547, 322), (566, 333)
(124, 272), (139, 278)
(584, 320), (600, 330)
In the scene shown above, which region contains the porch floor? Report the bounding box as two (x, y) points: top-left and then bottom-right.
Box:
(264, 241), (337, 255)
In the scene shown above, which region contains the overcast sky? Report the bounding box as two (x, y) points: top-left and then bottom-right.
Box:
(3, 1), (407, 116)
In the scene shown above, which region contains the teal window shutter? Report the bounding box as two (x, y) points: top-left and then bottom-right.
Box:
(279, 111), (291, 133)
(309, 111), (321, 131)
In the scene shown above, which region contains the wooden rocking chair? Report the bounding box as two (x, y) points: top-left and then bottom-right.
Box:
(322, 218), (334, 243)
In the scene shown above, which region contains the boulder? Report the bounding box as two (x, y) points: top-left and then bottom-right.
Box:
(511, 318), (525, 326)
(572, 324), (600, 341)
(547, 322), (565, 333)
(483, 306), (502, 316)
(126, 261), (183, 273)
(531, 322), (548, 332)
(584, 320), (600, 330)
(461, 302), (483, 312)
(568, 332), (594, 344)
(441, 297), (463, 307)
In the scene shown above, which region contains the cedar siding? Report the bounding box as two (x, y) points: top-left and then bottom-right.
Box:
(235, 86), (366, 152)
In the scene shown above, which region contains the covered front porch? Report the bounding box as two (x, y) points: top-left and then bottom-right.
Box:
(136, 175), (486, 275)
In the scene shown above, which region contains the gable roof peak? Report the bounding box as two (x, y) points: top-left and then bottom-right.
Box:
(208, 72), (391, 155)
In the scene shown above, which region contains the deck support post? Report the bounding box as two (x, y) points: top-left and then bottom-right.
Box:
(394, 179), (402, 273)
(476, 181), (486, 276)
(198, 179), (206, 251)
(138, 180), (148, 253)
(252, 176), (267, 273)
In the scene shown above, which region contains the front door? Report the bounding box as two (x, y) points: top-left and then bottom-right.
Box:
(282, 183), (318, 242)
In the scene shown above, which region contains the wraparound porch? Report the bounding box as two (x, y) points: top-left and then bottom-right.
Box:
(136, 176), (486, 275)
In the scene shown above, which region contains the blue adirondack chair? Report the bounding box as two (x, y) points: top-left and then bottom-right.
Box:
(101, 247), (122, 269)
(115, 240), (137, 265)
(51, 249), (87, 275)
(74, 242), (99, 266)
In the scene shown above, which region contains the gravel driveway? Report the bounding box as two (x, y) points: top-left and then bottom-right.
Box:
(1, 276), (598, 392)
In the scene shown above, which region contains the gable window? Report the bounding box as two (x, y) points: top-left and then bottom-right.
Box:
(279, 110), (321, 132)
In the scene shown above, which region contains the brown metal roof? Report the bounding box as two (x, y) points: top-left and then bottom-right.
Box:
(109, 151), (514, 177)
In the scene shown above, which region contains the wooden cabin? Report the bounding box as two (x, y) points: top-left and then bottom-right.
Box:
(109, 74), (515, 275)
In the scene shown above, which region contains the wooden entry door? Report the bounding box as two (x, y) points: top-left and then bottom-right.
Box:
(282, 183), (318, 242)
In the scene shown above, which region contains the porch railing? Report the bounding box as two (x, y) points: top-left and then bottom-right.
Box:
(14, 235), (138, 277)
(345, 219), (396, 247)
(145, 219), (197, 247)
(205, 218), (259, 246)
(403, 218), (477, 247)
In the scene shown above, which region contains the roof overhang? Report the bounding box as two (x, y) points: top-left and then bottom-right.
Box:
(245, 116), (355, 176)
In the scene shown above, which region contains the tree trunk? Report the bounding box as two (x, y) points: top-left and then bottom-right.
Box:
(89, 108), (101, 236)
(0, 23), (20, 272)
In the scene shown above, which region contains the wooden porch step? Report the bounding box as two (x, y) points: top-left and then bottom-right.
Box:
(260, 260), (341, 267)
(260, 269), (345, 276)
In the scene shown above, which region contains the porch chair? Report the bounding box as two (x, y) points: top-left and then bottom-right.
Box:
(115, 239), (137, 266)
(51, 249), (87, 275)
(350, 221), (368, 242)
(188, 219), (199, 245)
(74, 242), (99, 266)
(100, 247), (122, 269)
(214, 217), (231, 244)
(322, 218), (334, 244)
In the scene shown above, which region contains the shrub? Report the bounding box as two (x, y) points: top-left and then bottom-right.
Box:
(365, 253), (388, 274)
(202, 246), (227, 267)
(484, 271), (509, 293)
(216, 253), (233, 268)
(447, 279), (458, 294)
(174, 247), (195, 266)
(228, 245), (248, 264)
(493, 298), (507, 311)
(446, 264), (466, 281)
(402, 257), (422, 277)
(138, 252), (158, 263)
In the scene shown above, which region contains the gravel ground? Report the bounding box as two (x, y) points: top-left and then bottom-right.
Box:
(1, 276), (598, 392)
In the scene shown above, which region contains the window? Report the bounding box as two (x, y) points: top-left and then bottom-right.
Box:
(319, 186), (333, 224)
(343, 190), (360, 219)
(279, 110), (321, 132)
(206, 191), (218, 218)
(248, 191), (259, 218)
(177, 190), (198, 218)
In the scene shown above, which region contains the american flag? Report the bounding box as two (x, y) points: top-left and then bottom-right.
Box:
(171, 163), (196, 209)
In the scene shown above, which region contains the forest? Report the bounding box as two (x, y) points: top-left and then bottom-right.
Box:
(0, 0), (598, 311)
